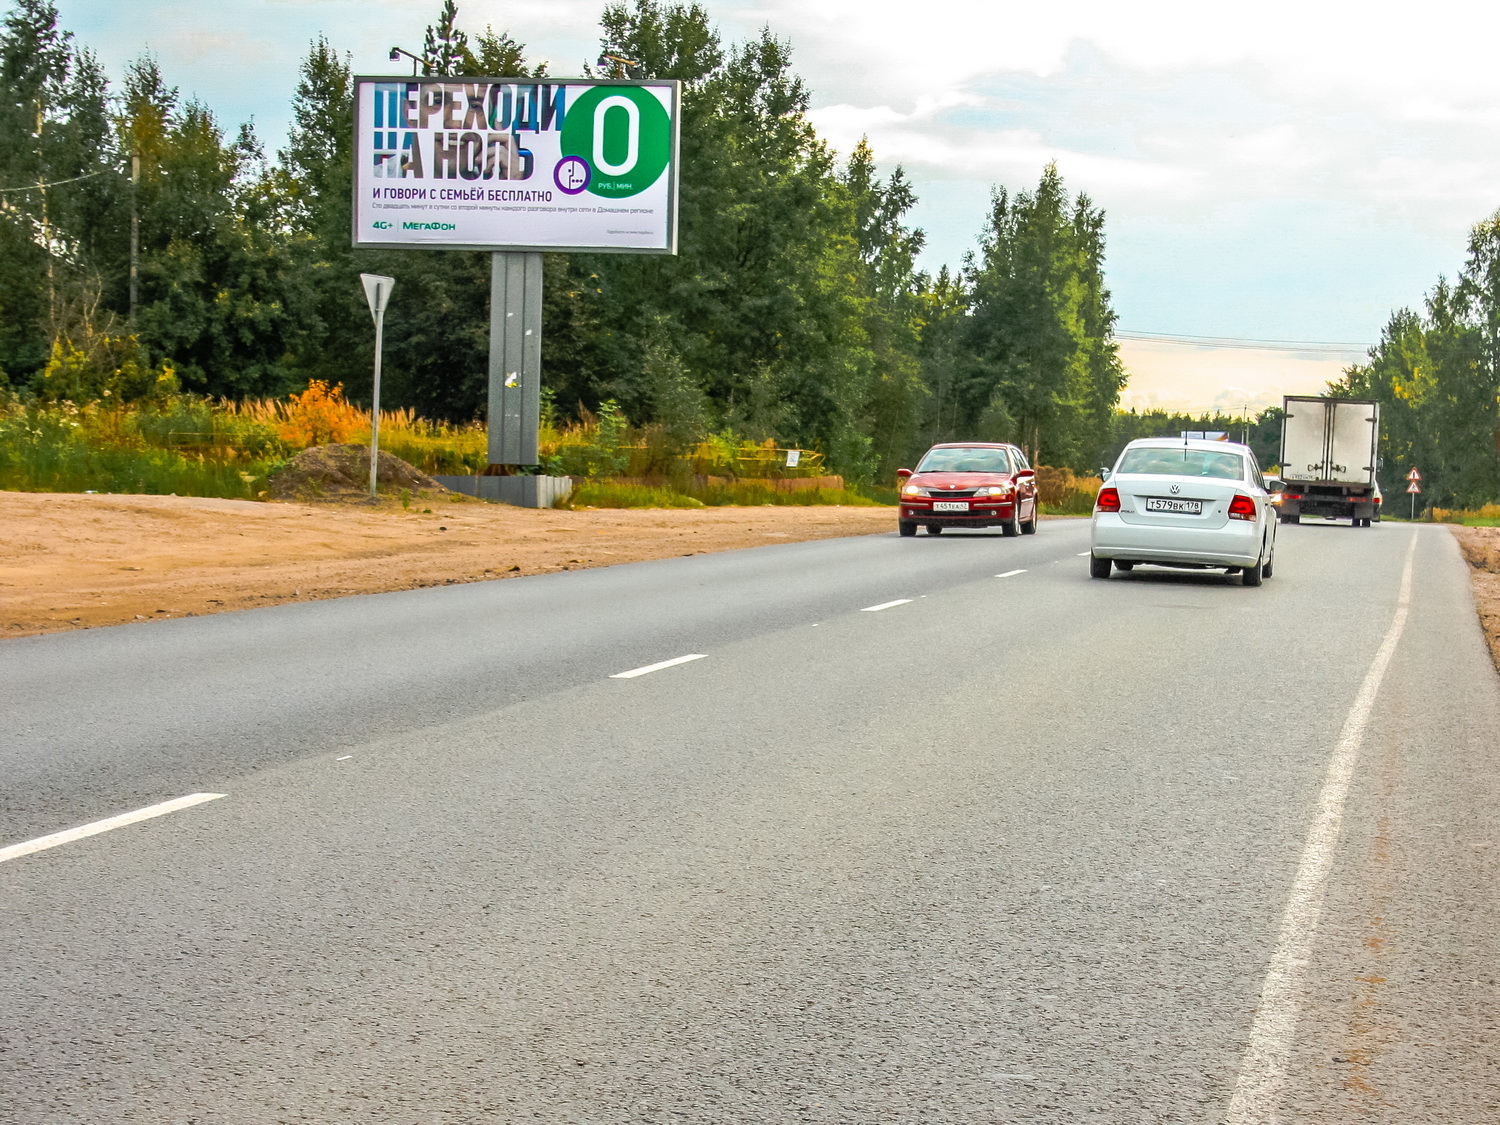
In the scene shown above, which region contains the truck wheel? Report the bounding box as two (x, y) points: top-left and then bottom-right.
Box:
(1089, 554), (1111, 579)
(898, 520), (917, 537)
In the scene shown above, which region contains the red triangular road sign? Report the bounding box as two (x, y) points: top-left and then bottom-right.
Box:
(1407, 482), (1421, 493)
(1407, 468), (1421, 481)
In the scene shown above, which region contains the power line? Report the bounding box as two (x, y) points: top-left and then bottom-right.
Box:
(0, 169), (110, 194)
(1116, 329), (1370, 355)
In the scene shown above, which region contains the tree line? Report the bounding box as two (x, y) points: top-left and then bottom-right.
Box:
(0, 0), (1128, 482)
(1332, 216), (1500, 508)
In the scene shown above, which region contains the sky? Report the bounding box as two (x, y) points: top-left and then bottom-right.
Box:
(50, 0), (1500, 412)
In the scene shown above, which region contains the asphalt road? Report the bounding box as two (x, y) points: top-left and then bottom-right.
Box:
(3, 517), (1497, 1123)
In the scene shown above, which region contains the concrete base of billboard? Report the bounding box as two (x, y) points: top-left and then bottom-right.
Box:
(434, 474), (573, 509)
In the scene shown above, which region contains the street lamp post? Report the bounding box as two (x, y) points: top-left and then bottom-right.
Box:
(360, 274), (395, 500)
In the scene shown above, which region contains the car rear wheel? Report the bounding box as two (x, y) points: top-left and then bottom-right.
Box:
(898, 520), (917, 537)
(1242, 555), (1265, 586)
(926, 524), (943, 535)
(1262, 541), (1275, 578)
(1089, 553), (1111, 579)
(1021, 502), (1038, 534)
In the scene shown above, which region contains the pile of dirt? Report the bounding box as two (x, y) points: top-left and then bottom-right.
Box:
(1453, 526), (1500, 669)
(269, 444), (445, 501)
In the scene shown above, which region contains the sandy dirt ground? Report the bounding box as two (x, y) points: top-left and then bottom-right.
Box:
(0, 491), (894, 638)
(1453, 526), (1500, 671)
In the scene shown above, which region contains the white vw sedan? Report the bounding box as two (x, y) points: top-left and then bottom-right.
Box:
(1090, 438), (1278, 586)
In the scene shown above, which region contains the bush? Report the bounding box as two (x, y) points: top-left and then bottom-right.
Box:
(278, 380), (364, 447)
(1035, 465), (1101, 515)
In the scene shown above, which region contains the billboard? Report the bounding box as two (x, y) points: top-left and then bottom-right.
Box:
(353, 77), (680, 254)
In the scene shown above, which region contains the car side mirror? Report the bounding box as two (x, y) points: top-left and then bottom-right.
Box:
(1099, 467), (1112, 480)
(896, 468), (913, 483)
(1015, 468), (1035, 480)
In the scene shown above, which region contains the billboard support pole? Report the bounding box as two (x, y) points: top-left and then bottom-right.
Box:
(487, 251), (543, 469)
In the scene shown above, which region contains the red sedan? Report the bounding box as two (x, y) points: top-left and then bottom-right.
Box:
(895, 442), (1040, 537)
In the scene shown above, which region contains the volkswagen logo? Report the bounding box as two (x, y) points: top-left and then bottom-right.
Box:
(1170, 483), (1181, 494)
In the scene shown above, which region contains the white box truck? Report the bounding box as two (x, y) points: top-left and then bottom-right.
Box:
(1277, 396), (1381, 526)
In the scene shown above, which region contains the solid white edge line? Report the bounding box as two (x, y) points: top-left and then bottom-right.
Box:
(0, 793), (227, 865)
(861, 599), (913, 612)
(1224, 528), (1419, 1124)
(611, 653), (708, 679)
(995, 569), (1027, 579)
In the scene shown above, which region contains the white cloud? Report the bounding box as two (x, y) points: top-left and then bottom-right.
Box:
(57, 0), (1500, 343)
(1117, 339), (1355, 415)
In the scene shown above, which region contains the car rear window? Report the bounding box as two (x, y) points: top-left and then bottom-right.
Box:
(917, 447), (1011, 473)
(1117, 447), (1245, 480)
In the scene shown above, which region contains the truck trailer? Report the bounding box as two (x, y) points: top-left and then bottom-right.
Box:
(1277, 396), (1381, 526)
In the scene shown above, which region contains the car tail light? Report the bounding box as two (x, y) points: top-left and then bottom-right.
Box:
(1228, 493), (1257, 521)
(1096, 487), (1120, 513)
(1285, 492), (1302, 500)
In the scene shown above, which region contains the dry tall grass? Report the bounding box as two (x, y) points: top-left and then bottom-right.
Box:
(1035, 466), (1103, 514)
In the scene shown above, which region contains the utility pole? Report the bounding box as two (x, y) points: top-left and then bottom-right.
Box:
(36, 101), (55, 335)
(129, 153), (140, 325)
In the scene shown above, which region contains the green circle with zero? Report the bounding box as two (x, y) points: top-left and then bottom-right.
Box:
(560, 86), (671, 199)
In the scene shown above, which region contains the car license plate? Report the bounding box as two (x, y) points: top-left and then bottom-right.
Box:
(1145, 497), (1202, 514)
(932, 501), (969, 512)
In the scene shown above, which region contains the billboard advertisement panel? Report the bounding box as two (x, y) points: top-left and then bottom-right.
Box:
(352, 77), (680, 254)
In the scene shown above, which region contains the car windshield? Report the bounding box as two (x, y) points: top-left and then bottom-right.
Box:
(916, 447), (1011, 474)
(1116, 447), (1246, 480)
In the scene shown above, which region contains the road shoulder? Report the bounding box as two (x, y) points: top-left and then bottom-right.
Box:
(0, 491), (894, 637)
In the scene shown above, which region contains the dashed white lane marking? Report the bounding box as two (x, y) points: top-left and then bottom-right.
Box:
(1225, 529), (1419, 1123)
(1076, 551), (1091, 556)
(995, 569), (1027, 579)
(611, 653), (708, 679)
(861, 599), (912, 612)
(0, 793), (226, 865)
(336, 755), (354, 761)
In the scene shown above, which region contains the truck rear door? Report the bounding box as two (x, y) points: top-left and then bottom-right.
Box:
(1328, 400), (1378, 486)
(1282, 399), (1331, 480)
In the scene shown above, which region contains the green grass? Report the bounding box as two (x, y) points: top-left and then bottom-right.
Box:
(0, 409), (275, 498)
(564, 482), (705, 508)
(562, 479), (887, 509)
(692, 481), (881, 507)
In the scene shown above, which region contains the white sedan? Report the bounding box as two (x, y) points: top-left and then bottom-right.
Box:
(1090, 438), (1279, 586)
